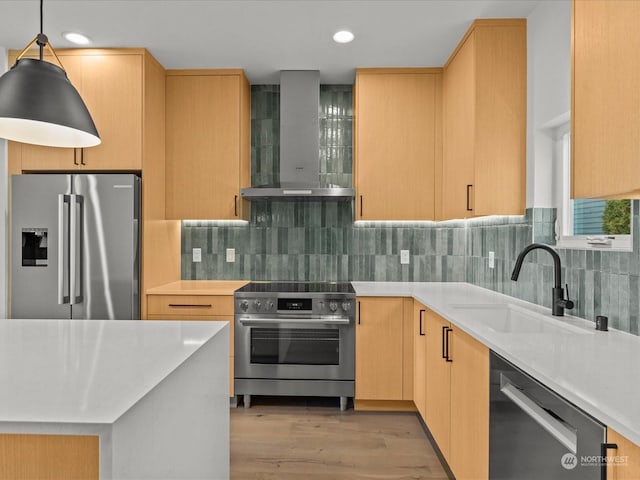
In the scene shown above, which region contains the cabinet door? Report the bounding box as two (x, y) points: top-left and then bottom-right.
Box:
(474, 24), (526, 216)
(356, 71), (437, 220)
(19, 144), (79, 171)
(81, 54), (143, 170)
(0, 434), (98, 480)
(355, 297), (404, 400)
(572, 0), (640, 198)
(424, 310), (451, 458)
(607, 428), (640, 480)
(17, 54), (143, 172)
(166, 74), (241, 219)
(18, 55), (84, 171)
(442, 35), (476, 220)
(449, 327), (489, 480)
(413, 302), (427, 419)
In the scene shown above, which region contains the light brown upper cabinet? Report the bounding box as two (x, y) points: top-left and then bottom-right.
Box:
(355, 68), (442, 221)
(442, 19), (526, 219)
(572, 0), (640, 199)
(165, 70), (250, 220)
(8, 49), (146, 172)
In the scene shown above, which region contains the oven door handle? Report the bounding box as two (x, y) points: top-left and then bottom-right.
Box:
(238, 316), (351, 326)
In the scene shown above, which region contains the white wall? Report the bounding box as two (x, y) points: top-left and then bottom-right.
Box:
(0, 46), (6, 318)
(526, 0), (571, 208)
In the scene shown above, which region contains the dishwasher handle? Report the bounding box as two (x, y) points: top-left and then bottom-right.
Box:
(500, 373), (578, 454)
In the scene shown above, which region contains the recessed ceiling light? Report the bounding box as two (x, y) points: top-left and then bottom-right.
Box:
(333, 30), (355, 44)
(62, 31), (91, 45)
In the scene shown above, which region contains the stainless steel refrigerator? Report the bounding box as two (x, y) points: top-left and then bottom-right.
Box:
(11, 174), (140, 320)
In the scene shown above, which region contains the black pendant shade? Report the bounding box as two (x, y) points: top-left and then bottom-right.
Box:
(0, 57), (100, 148)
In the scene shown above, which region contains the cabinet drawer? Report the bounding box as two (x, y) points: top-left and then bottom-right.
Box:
(147, 295), (234, 316)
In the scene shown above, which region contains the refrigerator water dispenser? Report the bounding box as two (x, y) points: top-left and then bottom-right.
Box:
(22, 228), (48, 267)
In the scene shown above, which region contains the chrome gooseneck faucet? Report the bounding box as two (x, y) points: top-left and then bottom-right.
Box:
(511, 243), (574, 316)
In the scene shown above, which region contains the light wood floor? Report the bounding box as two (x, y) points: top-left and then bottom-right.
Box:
(230, 397), (449, 480)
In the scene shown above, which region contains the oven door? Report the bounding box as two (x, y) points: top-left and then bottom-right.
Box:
(235, 315), (355, 381)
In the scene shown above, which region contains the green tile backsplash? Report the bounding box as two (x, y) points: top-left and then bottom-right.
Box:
(181, 85), (640, 336)
(251, 85), (279, 186)
(466, 205), (640, 334)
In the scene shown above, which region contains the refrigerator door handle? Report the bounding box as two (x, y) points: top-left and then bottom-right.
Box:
(57, 194), (71, 305)
(69, 194), (84, 305)
(76, 194), (84, 304)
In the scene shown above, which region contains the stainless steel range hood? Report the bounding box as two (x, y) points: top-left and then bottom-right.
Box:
(240, 71), (355, 201)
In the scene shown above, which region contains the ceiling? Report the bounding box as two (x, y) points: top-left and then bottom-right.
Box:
(0, 0), (541, 83)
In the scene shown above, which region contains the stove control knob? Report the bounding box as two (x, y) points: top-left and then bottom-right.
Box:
(341, 301), (351, 312)
(265, 301), (275, 311)
(329, 301), (338, 313)
(240, 300), (249, 312)
(253, 300), (262, 311)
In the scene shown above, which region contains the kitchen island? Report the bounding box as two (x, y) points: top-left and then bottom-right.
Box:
(0, 319), (230, 480)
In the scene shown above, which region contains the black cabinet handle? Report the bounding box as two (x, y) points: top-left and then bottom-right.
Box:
(73, 148), (78, 166)
(445, 327), (453, 362)
(600, 443), (618, 480)
(466, 184), (473, 211)
(80, 148), (85, 166)
(359, 195), (363, 218)
(357, 301), (361, 325)
(168, 303), (212, 308)
(442, 326), (448, 359)
(419, 309), (425, 336)
(234, 195), (238, 217)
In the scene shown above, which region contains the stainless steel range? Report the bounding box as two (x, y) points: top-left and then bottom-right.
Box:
(234, 282), (355, 410)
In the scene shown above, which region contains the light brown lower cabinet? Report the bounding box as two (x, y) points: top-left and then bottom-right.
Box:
(419, 307), (489, 480)
(449, 324), (490, 480)
(356, 297), (404, 401)
(355, 297), (414, 410)
(146, 294), (235, 397)
(0, 434), (99, 480)
(607, 428), (640, 480)
(413, 301), (427, 419)
(424, 309), (452, 458)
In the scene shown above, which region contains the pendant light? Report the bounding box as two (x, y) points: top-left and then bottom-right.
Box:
(0, 0), (100, 148)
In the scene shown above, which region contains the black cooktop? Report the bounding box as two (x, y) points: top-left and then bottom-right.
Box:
(236, 282), (355, 294)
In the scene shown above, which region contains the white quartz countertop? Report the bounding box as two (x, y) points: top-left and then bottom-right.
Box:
(0, 319), (228, 424)
(353, 281), (640, 445)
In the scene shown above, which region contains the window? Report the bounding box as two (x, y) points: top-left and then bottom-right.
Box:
(554, 126), (632, 250)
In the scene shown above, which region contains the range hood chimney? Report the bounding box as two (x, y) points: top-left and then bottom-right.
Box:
(240, 70), (355, 201)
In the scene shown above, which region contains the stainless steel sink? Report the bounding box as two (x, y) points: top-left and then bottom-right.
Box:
(449, 303), (591, 335)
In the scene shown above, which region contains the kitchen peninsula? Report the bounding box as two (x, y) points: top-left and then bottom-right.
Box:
(0, 319), (229, 480)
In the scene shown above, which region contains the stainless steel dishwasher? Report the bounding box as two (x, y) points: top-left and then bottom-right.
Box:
(490, 352), (607, 479)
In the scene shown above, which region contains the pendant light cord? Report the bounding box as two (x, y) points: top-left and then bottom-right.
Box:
(15, 0), (63, 68)
(38, 0), (44, 60)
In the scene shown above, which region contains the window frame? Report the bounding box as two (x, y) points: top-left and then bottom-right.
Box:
(554, 125), (632, 251)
